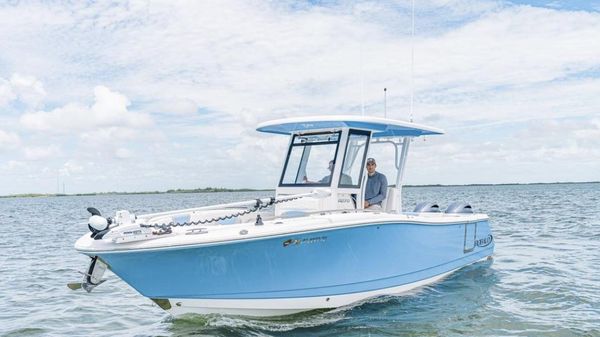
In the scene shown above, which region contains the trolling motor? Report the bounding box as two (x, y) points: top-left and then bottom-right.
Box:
(87, 207), (112, 240)
(67, 207), (112, 292)
(67, 256), (108, 292)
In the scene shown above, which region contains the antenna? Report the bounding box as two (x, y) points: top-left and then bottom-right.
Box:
(384, 88), (387, 118)
(409, 0), (415, 122)
(360, 46), (365, 116)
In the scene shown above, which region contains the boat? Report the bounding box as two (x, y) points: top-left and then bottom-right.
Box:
(72, 115), (495, 317)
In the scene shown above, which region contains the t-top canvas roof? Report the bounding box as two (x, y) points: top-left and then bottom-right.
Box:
(256, 115), (444, 138)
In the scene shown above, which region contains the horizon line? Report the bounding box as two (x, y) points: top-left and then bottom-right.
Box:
(1, 181), (598, 198)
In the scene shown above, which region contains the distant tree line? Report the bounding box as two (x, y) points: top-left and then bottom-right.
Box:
(165, 187), (261, 193)
(0, 187), (270, 198)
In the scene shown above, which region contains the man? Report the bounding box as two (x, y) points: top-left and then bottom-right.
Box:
(318, 160), (336, 184)
(364, 158), (387, 209)
(304, 160), (352, 185)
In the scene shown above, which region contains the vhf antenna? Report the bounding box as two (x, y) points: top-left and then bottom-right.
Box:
(361, 46), (365, 116)
(409, 0), (415, 122)
(384, 88), (387, 118)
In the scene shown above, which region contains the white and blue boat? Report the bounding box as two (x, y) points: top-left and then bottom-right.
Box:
(73, 115), (494, 317)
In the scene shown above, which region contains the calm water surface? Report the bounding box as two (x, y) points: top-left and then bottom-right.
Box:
(0, 184), (599, 337)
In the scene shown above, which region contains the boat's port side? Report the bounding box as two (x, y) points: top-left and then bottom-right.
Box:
(95, 219), (494, 307)
(152, 257), (491, 317)
(71, 116), (494, 318)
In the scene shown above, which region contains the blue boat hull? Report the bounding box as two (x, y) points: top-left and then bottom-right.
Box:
(97, 220), (494, 301)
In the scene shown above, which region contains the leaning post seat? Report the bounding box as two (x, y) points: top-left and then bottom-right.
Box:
(383, 187), (398, 212)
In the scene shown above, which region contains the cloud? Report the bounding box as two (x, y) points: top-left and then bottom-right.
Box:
(0, 74), (46, 108)
(20, 86), (153, 132)
(0, 1), (600, 193)
(79, 126), (140, 147)
(3, 2), (600, 125)
(0, 129), (21, 150)
(59, 160), (84, 176)
(9, 73), (47, 108)
(414, 6), (600, 89)
(24, 145), (61, 161)
(5, 160), (27, 170)
(115, 147), (132, 159)
(147, 98), (199, 115)
(0, 78), (17, 107)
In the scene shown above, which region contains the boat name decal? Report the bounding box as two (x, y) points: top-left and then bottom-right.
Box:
(475, 234), (493, 247)
(283, 236), (327, 247)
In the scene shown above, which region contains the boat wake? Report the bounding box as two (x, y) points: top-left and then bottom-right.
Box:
(168, 292), (432, 334)
(168, 308), (347, 336)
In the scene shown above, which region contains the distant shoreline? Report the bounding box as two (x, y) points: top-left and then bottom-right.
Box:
(0, 187), (272, 199)
(0, 181), (597, 199)
(404, 181), (599, 188)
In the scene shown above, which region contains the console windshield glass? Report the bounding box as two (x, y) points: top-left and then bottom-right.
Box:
(280, 132), (340, 186)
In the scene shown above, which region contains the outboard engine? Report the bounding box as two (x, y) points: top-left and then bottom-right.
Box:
(445, 202), (473, 214)
(413, 202), (441, 213)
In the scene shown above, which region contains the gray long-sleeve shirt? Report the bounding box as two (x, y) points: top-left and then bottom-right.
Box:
(365, 171), (388, 205)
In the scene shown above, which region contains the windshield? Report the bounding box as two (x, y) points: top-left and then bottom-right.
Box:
(280, 132), (341, 186)
(339, 130), (370, 188)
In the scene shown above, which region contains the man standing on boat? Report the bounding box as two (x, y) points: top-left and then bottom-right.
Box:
(364, 158), (387, 209)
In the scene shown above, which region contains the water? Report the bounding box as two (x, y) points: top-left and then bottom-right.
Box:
(1, 184), (599, 337)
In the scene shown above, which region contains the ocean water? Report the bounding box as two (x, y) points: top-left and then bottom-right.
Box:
(0, 183), (598, 337)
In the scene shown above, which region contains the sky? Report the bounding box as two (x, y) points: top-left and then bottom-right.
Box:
(0, 0), (599, 195)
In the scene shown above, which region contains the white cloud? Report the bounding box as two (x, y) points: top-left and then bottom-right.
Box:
(148, 98), (199, 115)
(79, 126), (141, 146)
(9, 73), (47, 108)
(59, 160), (84, 176)
(573, 118), (600, 143)
(0, 129), (21, 150)
(115, 147), (132, 159)
(20, 102), (86, 131)
(413, 7), (600, 91)
(0, 1), (600, 193)
(4, 2), (600, 125)
(24, 145), (61, 161)
(0, 79), (17, 107)
(0, 74), (46, 108)
(20, 86), (153, 132)
(4, 160), (27, 170)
